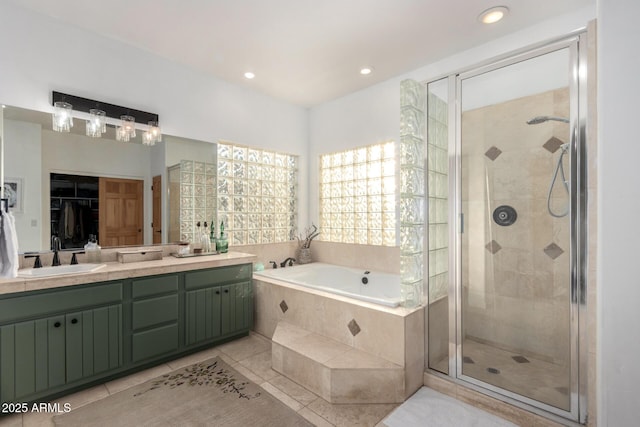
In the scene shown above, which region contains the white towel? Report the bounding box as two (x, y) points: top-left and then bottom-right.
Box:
(0, 212), (19, 278)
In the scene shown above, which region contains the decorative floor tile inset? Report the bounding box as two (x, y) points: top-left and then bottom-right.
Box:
(484, 146), (503, 161)
(347, 319), (361, 336)
(279, 300), (289, 314)
(486, 367), (501, 375)
(463, 356), (475, 364)
(485, 240), (502, 254)
(512, 355), (530, 364)
(543, 136), (566, 153)
(543, 243), (564, 260)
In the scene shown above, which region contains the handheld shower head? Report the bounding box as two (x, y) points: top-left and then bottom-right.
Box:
(526, 116), (570, 125)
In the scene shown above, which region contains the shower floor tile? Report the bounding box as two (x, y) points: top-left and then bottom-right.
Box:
(430, 339), (570, 411)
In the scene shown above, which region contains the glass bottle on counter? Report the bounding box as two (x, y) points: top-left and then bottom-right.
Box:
(84, 234), (102, 263)
(201, 221), (211, 252)
(217, 220), (228, 253)
(210, 221), (218, 253)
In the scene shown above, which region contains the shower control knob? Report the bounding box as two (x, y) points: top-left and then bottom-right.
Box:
(493, 205), (517, 226)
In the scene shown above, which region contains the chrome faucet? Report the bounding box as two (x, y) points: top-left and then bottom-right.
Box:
(280, 257), (296, 268)
(51, 235), (61, 266)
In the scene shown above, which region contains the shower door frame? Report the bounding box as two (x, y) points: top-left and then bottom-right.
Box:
(435, 32), (588, 424)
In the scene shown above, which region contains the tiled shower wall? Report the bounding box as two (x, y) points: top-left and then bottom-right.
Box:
(461, 88), (570, 363)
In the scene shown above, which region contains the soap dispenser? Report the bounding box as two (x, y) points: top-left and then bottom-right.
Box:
(201, 221), (211, 252)
(84, 234), (102, 263)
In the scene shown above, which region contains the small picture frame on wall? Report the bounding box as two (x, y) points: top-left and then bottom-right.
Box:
(3, 177), (23, 213)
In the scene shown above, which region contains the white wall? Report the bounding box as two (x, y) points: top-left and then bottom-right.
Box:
(0, 1), (309, 231)
(308, 6), (595, 224)
(597, 0), (640, 425)
(3, 120), (42, 251)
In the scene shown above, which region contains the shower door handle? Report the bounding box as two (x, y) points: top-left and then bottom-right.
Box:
(460, 213), (464, 233)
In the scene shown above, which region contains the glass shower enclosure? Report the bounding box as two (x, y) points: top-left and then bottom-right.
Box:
(426, 34), (587, 423)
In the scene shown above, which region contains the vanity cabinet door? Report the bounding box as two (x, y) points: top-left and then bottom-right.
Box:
(220, 281), (251, 335)
(65, 304), (122, 383)
(0, 315), (65, 402)
(185, 286), (222, 346)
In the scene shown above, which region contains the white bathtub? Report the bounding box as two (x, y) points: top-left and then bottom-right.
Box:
(253, 262), (401, 307)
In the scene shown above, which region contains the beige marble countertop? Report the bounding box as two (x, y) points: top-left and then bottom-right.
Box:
(0, 251), (256, 296)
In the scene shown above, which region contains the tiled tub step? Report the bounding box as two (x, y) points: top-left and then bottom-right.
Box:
(271, 321), (404, 404)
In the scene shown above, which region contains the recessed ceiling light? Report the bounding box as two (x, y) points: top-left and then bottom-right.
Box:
(360, 67), (373, 75)
(478, 6), (509, 24)
(244, 71), (255, 79)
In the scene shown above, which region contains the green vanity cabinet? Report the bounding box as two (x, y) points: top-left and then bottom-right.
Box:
(0, 262), (252, 405)
(0, 282), (123, 403)
(184, 264), (252, 347)
(130, 274), (180, 363)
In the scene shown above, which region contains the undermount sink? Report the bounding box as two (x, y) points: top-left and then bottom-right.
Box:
(17, 263), (107, 278)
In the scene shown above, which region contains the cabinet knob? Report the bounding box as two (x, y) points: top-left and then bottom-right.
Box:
(215, 290), (220, 295)
(224, 289), (229, 294)
(54, 321), (61, 328)
(71, 318), (78, 324)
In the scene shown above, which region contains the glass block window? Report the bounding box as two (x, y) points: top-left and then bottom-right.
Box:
(319, 141), (397, 246)
(217, 142), (298, 245)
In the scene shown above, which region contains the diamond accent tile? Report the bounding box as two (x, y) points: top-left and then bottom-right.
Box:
(484, 146), (503, 161)
(347, 319), (361, 336)
(485, 240), (502, 254)
(544, 243), (564, 260)
(279, 300), (288, 313)
(512, 355), (530, 364)
(487, 367), (500, 374)
(463, 356), (475, 364)
(543, 136), (565, 153)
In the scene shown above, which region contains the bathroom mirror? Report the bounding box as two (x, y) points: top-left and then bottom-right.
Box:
(1, 104), (216, 253)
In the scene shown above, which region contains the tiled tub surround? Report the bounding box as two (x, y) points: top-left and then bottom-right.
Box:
(253, 272), (424, 404)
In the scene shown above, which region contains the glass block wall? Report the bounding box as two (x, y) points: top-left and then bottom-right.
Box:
(217, 142), (298, 245)
(318, 142), (396, 246)
(400, 79), (426, 308)
(427, 91), (449, 303)
(177, 160), (217, 243)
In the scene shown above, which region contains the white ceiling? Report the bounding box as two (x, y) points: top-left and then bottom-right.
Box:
(11, 0), (593, 107)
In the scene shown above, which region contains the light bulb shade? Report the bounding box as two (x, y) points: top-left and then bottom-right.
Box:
(116, 115), (136, 142)
(86, 108), (106, 137)
(52, 101), (73, 132)
(142, 120), (161, 146)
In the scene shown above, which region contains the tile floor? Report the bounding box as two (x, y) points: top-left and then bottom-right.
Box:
(0, 333), (398, 427)
(432, 338), (570, 411)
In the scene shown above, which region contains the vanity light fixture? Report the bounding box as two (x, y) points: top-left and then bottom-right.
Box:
(86, 108), (107, 138)
(244, 71), (255, 79)
(142, 121), (161, 146)
(116, 115), (136, 142)
(478, 6), (509, 24)
(52, 101), (73, 132)
(51, 91), (160, 145)
(360, 67), (373, 75)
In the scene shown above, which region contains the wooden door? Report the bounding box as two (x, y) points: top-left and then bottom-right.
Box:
(152, 175), (162, 244)
(99, 177), (144, 247)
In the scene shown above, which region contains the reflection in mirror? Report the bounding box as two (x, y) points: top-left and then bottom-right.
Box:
(1, 105), (215, 253)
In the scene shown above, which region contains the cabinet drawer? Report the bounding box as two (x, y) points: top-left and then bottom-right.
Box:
(0, 282), (123, 324)
(132, 324), (179, 363)
(131, 274), (179, 298)
(132, 294), (178, 330)
(184, 264), (252, 290)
